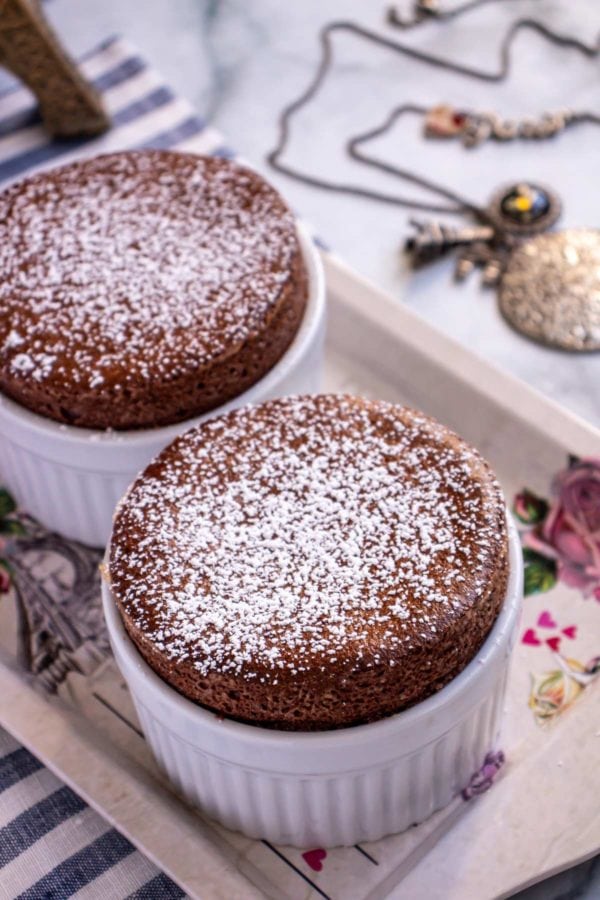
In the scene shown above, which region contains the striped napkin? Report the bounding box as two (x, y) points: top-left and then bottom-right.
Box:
(0, 729), (184, 899)
(0, 35), (230, 184)
(0, 34), (229, 900)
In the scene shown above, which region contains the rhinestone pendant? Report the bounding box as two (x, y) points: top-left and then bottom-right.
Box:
(499, 229), (600, 351)
(404, 183), (600, 351)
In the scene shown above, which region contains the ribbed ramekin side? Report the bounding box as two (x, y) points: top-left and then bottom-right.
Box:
(130, 670), (508, 848)
(0, 433), (131, 546)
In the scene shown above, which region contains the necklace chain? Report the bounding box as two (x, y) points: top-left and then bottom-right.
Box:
(268, 17), (600, 217)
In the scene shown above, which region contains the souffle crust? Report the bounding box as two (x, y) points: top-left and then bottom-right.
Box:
(0, 150), (307, 430)
(109, 395), (509, 731)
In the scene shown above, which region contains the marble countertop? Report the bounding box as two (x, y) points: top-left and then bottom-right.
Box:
(43, 0), (600, 430)
(3, 1), (599, 897)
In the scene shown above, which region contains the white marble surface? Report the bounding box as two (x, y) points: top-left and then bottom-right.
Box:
(39, 0), (600, 429)
(2, 1), (599, 897)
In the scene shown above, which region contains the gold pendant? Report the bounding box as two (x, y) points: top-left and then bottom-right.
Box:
(499, 229), (600, 352)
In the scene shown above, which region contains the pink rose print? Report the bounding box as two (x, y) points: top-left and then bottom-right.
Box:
(0, 563), (11, 594)
(514, 457), (600, 600)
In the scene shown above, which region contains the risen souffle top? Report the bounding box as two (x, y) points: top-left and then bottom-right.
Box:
(0, 151), (307, 429)
(108, 394), (509, 730)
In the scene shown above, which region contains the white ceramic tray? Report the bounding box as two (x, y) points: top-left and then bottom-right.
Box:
(0, 252), (599, 900)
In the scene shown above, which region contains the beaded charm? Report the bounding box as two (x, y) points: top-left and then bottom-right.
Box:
(424, 105), (577, 147)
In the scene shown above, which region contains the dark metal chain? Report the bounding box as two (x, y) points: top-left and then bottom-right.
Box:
(267, 18), (600, 218)
(346, 104), (479, 217)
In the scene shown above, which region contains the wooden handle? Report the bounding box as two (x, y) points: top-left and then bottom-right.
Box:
(0, 0), (110, 137)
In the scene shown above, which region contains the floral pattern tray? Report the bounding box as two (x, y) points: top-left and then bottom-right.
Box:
(0, 253), (598, 900)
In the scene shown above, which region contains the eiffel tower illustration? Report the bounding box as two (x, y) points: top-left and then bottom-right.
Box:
(4, 517), (109, 693)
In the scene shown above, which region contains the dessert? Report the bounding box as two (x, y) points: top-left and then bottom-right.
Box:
(108, 394), (509, 730)
(0, 150), (307, 430)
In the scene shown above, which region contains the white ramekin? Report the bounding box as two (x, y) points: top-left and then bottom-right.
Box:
(102, 516), (523, 848)
(0, 225), (325, 547)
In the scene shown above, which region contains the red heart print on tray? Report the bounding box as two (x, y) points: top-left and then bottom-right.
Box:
(522, 628), (541, 646)
(537, 611), (557, 629)
(302, 849), (327, 872)
(521, 613), (577, 652)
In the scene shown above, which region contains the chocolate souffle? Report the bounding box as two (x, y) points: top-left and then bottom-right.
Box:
(0, 151), (307, 429)
(108, 395), (509, 731)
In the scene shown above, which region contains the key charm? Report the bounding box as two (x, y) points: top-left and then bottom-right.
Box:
(404, 182), (562, 285)
(404, 220), (495, 266)
(405, 220), (511, 286)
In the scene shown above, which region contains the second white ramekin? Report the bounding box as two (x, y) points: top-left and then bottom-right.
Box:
(0, 225), (325, 547)
(102, 516), (523, 848)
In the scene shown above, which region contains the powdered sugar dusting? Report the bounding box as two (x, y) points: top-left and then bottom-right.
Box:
(0, 151), (297, 395)
(110, 396), (507, 680)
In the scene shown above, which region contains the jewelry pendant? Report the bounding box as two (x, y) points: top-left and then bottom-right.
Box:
(405, 182), (600, 351)
(406, 182), (560, 268)
(499, 230), (600, 351)
(485, 182), (561, 236)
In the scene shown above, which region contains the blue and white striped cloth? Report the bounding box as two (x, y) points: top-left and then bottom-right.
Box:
(0, 35), (231, 185)
(0, 34), (231, 900)
(0, 730), (185, 898)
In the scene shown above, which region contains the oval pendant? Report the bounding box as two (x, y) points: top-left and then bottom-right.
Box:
(486, 182), (561, 236)
(499, 229), (600, 351)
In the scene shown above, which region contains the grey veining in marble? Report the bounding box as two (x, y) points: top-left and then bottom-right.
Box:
(0, 1), (598, 896)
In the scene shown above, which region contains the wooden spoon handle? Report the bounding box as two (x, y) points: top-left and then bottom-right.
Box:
(0, 0), (110, 137)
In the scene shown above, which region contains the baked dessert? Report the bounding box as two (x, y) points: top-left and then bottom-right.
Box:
(0, 151), (307, 430)
(108, 394), (509, 731)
